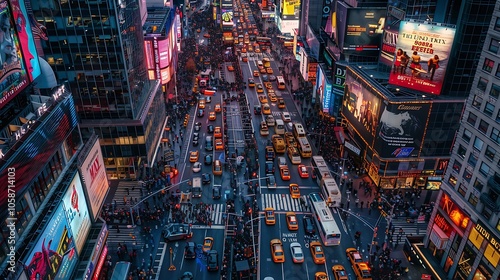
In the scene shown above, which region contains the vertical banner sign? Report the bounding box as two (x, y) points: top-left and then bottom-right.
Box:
(308, 62), (317, 85)
(388, 21), (456, 95)
(333, 63), (346, 90)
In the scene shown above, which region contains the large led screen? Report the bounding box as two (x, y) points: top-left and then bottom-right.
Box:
(342, 71), (383, 145)
(374, 102), (430, 158)
(0, 0), (30, 110)
(281, 0), (300, 19)
(24, 206), (78, 280)
(62, 172), (91, 254)
(388, 21), (456, 95)
(221, 9), (233, 26)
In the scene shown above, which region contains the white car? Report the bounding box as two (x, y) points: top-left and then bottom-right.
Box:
(290, 242), (304, 263)
(282, 112), (292, 122)
(192, 162), (202, 173)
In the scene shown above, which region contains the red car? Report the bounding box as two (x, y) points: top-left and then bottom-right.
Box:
(298, 164), (309, 178)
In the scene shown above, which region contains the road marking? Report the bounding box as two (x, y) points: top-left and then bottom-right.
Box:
(191, 225), (225, 230)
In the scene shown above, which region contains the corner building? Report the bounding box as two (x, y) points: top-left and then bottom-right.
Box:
(30, 0), (166, 179)
(423, 1), (500, 279)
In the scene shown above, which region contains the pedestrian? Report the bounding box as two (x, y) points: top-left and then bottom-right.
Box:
(360, 201), (364, 208)
(126, 187), (129, 195)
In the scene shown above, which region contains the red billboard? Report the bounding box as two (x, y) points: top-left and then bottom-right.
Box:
(388, 21), (456, 95)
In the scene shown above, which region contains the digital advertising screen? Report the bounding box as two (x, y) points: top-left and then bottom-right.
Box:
(158, 38), (170, 69)
(379, 1), (406, 66)
(281, 0), (300, 18)
(0, 0), (29, 110)
(79, 139), (108, 220)
(374, 102), (431, 158)
(0, 95), (79, 212)
(343, 7), (386, 51)
(221, 9), (233, 26)
(342, 71), (383, 146)
(24, 206), (78, 280)
(388, 21), (456, 95)
(62, 172), (91, 254)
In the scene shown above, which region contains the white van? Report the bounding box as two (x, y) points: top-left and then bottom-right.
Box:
(266, 115), (276, 127)
(192, 177), (202, 198)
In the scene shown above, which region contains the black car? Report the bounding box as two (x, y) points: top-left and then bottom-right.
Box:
(197, 109), (204, 118)
(184, 242), (196, 259)
(204, 154), (213, 165)
(207, 250), (219, 271)
(303, 216), (316, 235)
(265, 161), (275, 175)
(261, 74), (269, 82)
(207, 125), (214, 133)
(212, 187), (221, 200)
(194, 122), (202, 131)
(254, 105), (261, 115)
(202, 173), (211, 185)
(179, 272), (193, 280)
(269, 75), (277, 81)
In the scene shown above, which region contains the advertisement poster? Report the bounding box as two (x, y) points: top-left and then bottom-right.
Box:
(388, 21), (456, 95)
(374, 102), (430, 158)
(63, 173), (91, 254)
(380, 1), (406, 66)
(221, 9), (233, 26)
(342, 72), (382, 145)
(0, 0), (30, 110)
(281, 0), (300, 18)
(338, 4), (386, 51)
(79, 140), (109, 220)
(24, 206), (78, 280)
(308, 62), (317, 85)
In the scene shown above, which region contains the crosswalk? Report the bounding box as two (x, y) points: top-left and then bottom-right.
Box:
(389, 219), (427, 244)
(115, 181), (143, 207)
(271, 111), (298, 118)
(210, 203), (226, 224)
(261, 194), (309, 212)
(106, 225), (146, 250)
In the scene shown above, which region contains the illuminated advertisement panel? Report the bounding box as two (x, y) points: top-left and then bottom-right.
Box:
(438, 193), (469, 231)
(221, 9), (233, 26)
(158, 38), (170, 69)
(83, 225), (108, 280)
(342, 70), (383, 146)
(24, 206), (78, 280)
(0, 95), (79, 211)
(144, 40), (154, 70)
(379, 1), (405, 66)
(388, 21), (456, 95)
(281, 0), (300, 19)
(324, 82), (332, 113)
(63, 173), (91, 254)
(79, 139), (109, 220)
(0, 0), (29, 110)
(308, 62), (317, 85)
(315, 67), (324, 109)
(374, 102), (430, 158)
(343, 6), (386, 51)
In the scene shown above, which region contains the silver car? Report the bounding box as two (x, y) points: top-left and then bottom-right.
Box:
(290, 242), (304, 263)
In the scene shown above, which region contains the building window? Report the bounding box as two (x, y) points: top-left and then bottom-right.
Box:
(462, 129), (472, 143)
(496, 18), (500, 31)
(480, 162), (490, 176)
(490, 128), (500, 144)
(484, 102), (495, 116)
(496, 110), (500, 123)
(489, 38), (500, 53)
(458, 183), (467, 197)
(491, 83), (500, 98)
(458, 145), (467, 158)
(473, 178), (484, 192)
(485, 145), (496, 161)
(448, 175), (457, 186)
(478, 77), (488, 91)
(474, 137), (484, 150)
(478, 120), (489, 134)
(463, 170), (473, 182)
(472, 95), (483, 109)
(468, 193), (479, 206)
(453, 160), (462, 173)
(481, 207), (492, 220)
(467, 112), (478, 126)
(483, 58), (495, 72)
(468, 154), (478, 167)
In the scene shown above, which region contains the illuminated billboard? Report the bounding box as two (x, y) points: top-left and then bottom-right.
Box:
(221, 9), (233, 26)
(281, 0), (300, 19)
(316, 67), (332, 113)
(0, 0), (29, 110)
(24, 206), (78, 280)
(379, 3), (405, 66)
(144, 36), (172, 85)
(336, 4), (386, 51)
(79, 139), (109, 220)
(374, 102), (430, 158)
(63, 173), (91, 254)
(342, 71), (383, 145)
(388, 21), (456, 95)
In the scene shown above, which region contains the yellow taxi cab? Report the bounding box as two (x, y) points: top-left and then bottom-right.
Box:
(270, 239), (285, 263)
(280, 166), (291, 181)
(286, 212), (299, 231)
(227, 65), (235, 71)
(215, 138), (224, 150)
(260, 121), (270, 136)
(248, 46), (254, 52)
(262, 104), (271, 115)
(353, 263), (372, 280)
(255, 47), (261, 53)
(277, 98), (285, 109)
(242, 55), (248, 62)
(346, 248), (364, 266)
(209, 112), (216, 121)
(241, 48), (247, 53)
(289, 183), (300, 198)
(199, 100), (206, 109)
(189, 151), (199, 163)
(266, 67), (274, 74)
(212, 160), (223, 176)
(310, 241), (326, 264)
(265, 82), (273, 90)
(248, 78), (255, 88)
(260, 67), (267, 74)
(202, 237), (214, 253)
(256, 84), (264, 93)
(268, 92), (278, 102)
(315, 272), (328, 280)
(332, 265), (349, 280)
(264, 207), (275, 225)
(258, 95), (268, 103)
(298, 165), (309, 178)
(214, 127), (222, 138)
(215, 103), (221, 113)
(253, 70), (260, 77)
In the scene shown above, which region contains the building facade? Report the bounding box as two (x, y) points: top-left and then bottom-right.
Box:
(30, 0), (166, 179)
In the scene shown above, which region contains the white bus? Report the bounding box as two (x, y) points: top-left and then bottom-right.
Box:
(275, 119), (285, 135)
(312, 156), (333, 185)
(276, 76), (286, 90)
(308, 193), (341, 246)
(292, 123), (306, 139)
(320, 178), (341, 207)
(297, 137), (312, 158)
(192, 177), (202, 198)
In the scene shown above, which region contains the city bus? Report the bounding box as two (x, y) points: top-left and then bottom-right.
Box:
(256, 37), (272, 46)
(111, 261), (131, 280)
(308, 193), (341, 246)
(312, 156), (333, 185)
(292, 123), (306, 139)
(262, 57), (271, 68)
(319, 178), (341, 207)
(276, 76), (286, 90)
(296, 137), (312, 158)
